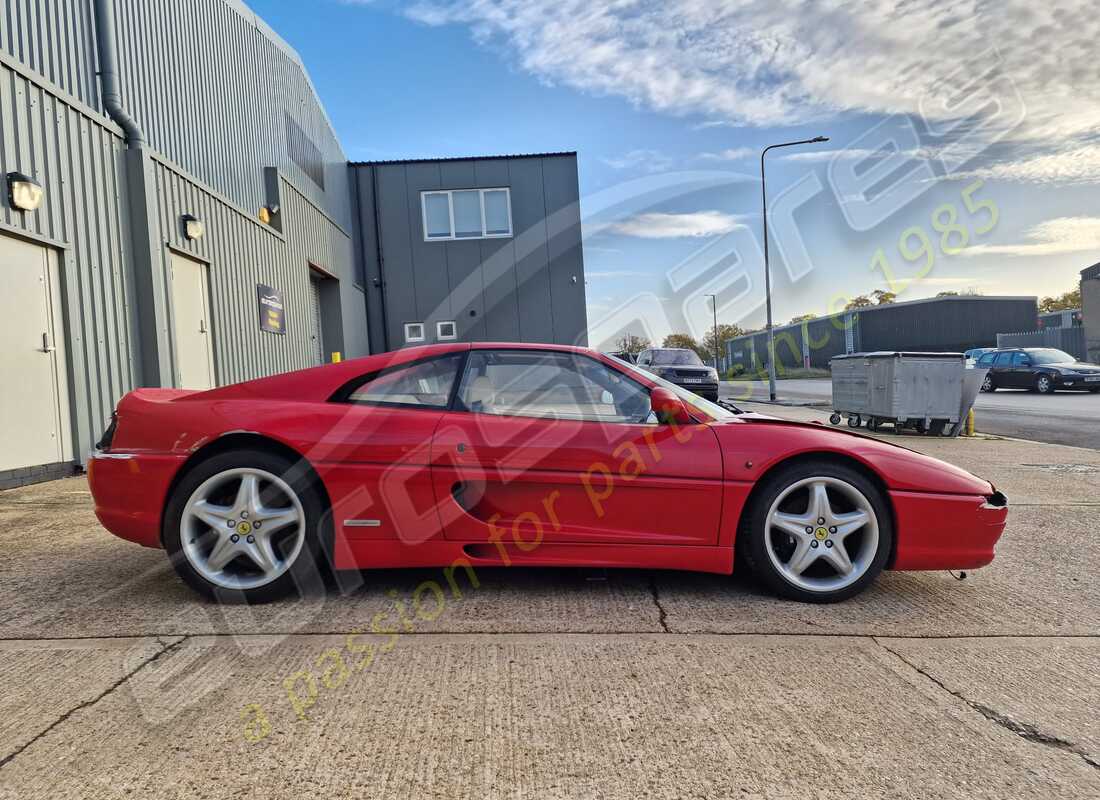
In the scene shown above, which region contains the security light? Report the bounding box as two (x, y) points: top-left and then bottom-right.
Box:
(7, 172), (43, 212)
(182, 214), (205, 240)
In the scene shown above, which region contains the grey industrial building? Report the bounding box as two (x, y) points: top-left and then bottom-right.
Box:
(0, 0), (586, 487)
(725, 295), (1038, 374)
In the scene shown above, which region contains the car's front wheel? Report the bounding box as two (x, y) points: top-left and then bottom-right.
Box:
(741, 461), (893, 603)
(1035, 374), (1054, 394)
(162, 449), (328, 603)
(981, 374), (995, 392)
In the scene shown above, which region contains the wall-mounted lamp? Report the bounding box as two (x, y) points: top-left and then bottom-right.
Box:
(182, 214), (205, 240)
(7, 172), (44, 212)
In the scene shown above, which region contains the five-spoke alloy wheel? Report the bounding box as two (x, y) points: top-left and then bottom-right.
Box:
(163, 449), (327, 603)
(742, 461), (893, 602)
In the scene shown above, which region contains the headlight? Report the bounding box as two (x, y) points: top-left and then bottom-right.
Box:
(708, 368), (719, 380)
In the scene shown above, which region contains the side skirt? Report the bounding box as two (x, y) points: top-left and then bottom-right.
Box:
(335, 539), (734, 575)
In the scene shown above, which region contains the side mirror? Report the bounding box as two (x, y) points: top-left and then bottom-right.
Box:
(650, 386), (691, 425)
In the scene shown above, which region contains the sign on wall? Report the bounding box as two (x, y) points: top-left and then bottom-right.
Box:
(257, 284), (286, 334)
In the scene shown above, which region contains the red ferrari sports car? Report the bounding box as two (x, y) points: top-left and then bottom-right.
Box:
(88, 342), (1007, 604)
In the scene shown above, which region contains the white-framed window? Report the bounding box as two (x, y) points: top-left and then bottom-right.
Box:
(421, 188), (512, 241)
(437, 320), (457, 341)
(404, 322), (425, 343)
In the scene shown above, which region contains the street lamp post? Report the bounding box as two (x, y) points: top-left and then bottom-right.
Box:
(761, 136), (829, 401)
(705, 293), (719, 371)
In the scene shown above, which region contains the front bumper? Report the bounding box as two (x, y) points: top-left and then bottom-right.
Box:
(87, 450), (187, 548)
(1055, 373), (1100, 388)
(889, 488), (1008, 570)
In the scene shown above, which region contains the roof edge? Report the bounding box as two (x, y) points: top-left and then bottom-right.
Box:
(350, 151), (578, 166)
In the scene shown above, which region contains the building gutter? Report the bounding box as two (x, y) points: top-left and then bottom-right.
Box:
(93, 0), (146, 147)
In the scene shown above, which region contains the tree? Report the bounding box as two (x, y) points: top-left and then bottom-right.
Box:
(871, 289), (897, 305)
(788, 313), (817, 325)
(1039, 287), (1081, 312)
(700, 323), (745, 364)
(662, 333), (700, 351)
(614, 333), (650, 355)
(937, 288), (983, 297)
(936, 290), (960, 297)
(845, 295), (873, 310)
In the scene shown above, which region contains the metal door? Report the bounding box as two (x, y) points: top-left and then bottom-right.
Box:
(169, 252), (215, 389)
(310, 277), (324, 364)
(0, 235), (72, 471)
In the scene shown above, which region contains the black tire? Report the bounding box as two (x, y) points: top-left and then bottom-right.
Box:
(829, 413), (842, 425)
(981, 374), (995, 392)
(162, 449), (329, 603)
(1035, 374), (1055, 394)
(847, 415), (862, 428)
(740, 460), (893, 603)
(928, 419), (947, 436)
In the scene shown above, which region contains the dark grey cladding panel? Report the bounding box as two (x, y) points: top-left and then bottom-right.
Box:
(404, 161), (452, 325)
(542, 156), (588, 346)
(507, 157), (555, 344)
(375, 163), (418, 348)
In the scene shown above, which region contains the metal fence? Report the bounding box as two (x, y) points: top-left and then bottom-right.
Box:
(997, 327), (1087, 360)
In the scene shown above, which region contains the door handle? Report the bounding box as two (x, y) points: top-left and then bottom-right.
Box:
(40, 332), (55, 353)
(456, 442), (466, 453)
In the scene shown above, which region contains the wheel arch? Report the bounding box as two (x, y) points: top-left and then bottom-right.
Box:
(734, 450), (899, 569)
(159, 433), (333, 546)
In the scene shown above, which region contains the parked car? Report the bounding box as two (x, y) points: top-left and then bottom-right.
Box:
(964, 347), (996, 367)
(605, 350), (637, 364)
(89, 342), (1007, 605)
(976, 347), (1100, 393)
(635, 347), (719, 401)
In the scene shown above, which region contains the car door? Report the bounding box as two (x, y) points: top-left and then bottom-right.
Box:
(430, 348), (724, 547)
(316, 352), (465, 546)
(991, 351), (1015, 387)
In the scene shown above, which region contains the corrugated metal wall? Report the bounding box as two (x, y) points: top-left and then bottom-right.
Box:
(0, 53), (136, 458)
(153, 157), (362, 385)
(1, 0), (351, 229)
(0, 0), (370, 467)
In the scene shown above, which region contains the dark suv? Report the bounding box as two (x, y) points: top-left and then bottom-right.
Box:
(635, 348), (720, 401)
(977, 347), (1100, 393)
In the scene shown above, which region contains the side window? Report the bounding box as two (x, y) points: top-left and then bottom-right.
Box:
(977, 353), (996, 368)
(1012, 352), (1030, 367)
(456, 350), (652, 423)
(347, 354), (462, 408)
(636, 350), (650, 366)
(994, 352), (1013, 368)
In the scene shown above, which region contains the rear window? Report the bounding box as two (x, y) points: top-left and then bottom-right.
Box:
(347, 354), (462, 408)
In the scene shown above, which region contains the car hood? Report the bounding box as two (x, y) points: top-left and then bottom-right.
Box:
(709, 414), (995, 496)
(1049, 361), (1100, 372)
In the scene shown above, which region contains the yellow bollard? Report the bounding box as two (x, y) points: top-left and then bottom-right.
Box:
(966, 408), (975, 437)
(331, 352), (342, 364)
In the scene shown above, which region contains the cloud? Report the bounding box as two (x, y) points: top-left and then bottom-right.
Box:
(606, 211), (746, 239)
(963, 216), (1100, 257)
(402, 0), (1100, 182)
(698, 147), (755, 162)
(601, 149), (675, 172)
(587, 270), (650, 279)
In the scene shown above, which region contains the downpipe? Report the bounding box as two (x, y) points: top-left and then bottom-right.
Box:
(94, 0), (146, 147)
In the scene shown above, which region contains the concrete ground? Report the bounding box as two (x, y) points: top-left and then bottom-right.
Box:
(722, 377), (1100, 449)
(1, 405), (1099, 797)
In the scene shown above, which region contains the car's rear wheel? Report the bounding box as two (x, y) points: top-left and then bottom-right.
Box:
(1035, 374), (1054, 394)
(981, 374), (995, 392)
(741, 461), (893, 603)
(163, 449), (328, 603)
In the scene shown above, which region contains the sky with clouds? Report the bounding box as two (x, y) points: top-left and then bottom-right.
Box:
(253, 0), (1098, 343)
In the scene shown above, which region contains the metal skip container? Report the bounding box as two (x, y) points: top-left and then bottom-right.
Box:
(829, 352), (970, 436)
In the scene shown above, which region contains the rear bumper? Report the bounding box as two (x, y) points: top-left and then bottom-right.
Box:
(890, 489), (1008, 570)
(87, 451), (186, 548)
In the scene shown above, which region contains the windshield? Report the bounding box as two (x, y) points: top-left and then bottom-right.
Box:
(651, 349), (704, 366)
(1029, 349), (1074, 365)
(608, 356), (735, 421)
